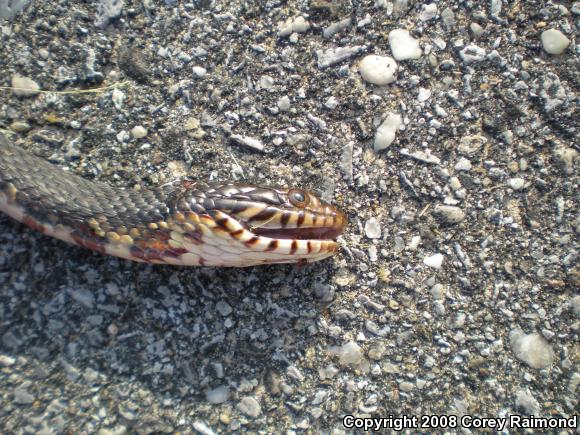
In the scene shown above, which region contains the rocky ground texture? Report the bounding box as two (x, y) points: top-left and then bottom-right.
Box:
(0, 0), (578, 433)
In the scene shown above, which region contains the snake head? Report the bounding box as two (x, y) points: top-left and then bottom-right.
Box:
(173, 182), (348, 266)
(217, 185), (347, 239)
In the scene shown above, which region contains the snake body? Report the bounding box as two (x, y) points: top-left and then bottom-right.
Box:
(0, 134), (347, 267)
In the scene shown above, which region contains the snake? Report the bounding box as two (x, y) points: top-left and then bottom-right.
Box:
(0, 133), (347, 267)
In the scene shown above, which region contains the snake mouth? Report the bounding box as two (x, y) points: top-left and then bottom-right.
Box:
(251, 209), (348, 241)
(253, 226), (343, 241)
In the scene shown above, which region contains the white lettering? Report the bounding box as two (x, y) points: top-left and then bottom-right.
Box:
(343, 415), (354, 428)
(509, 415), (578, 430)
(342, 415), (420, 431)
(461, 416), (506, 430)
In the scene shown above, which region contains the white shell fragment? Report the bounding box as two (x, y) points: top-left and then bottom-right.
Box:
(328, 341), (369, 372)
(424, 253), (444, 269)
(459, 45), (487, 63)
(111, 88), (126, 110)
(509, 329), (554, 369)
(388, 29), (422, 60)
(374, 113), (402, 151)
(11, 75), (40, 97)
(277, 95), (291, 112)
(278, 16), (310, 37)
(420, 3), (438, 21)
(317, 46), (366, 69)
(230, 134), (264, 152)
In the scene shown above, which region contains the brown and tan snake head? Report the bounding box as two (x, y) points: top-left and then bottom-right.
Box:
(0, 134), (347, 267)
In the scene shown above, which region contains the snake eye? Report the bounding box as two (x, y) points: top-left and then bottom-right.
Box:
(289, 189), (309, 208)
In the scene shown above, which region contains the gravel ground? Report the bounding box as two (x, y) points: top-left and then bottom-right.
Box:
(0, 1), (578, 434)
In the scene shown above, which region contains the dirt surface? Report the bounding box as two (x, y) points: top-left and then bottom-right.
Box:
(0, 1), (578, 433)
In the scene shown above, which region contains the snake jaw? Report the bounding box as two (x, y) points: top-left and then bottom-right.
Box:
(185, 188), (347, 266)
(229, 191), (347, 242)
(250, 207), (347, 241)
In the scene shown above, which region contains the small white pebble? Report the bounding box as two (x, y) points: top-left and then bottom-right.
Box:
(231, 134), (264, 152)
(0, 355), (16, 366)
(192, 66), (207, 78)
(430, 119), (442, 129)
(364, 217), (381, 239)
(277, 25), (294, 40)
(433, 205), (465, 224)
(324, 96), (338, 110)
(292, 16), (310, 33)
(278, 16), (310, 37)
(430, 284), (445, 300)
(38, 48), (50, 59)
(424, 253), (444, 269)
(206, 386), (230, 404)
(237, 397), (262, 418)
(388, 29), (422, 61)
(455, 157), (472, 171)
(407, 235), (421, 250)
(131, 126), (148, 139)
(449, 177), (462, 190)
(368, 245), (378, 262)
(420, 3), (438, 21)
(260, 75), (274, 89)
(508, 177), (525, 190)
(553, 146), (578, 175)
(111, 88), (125, 110)
(374, 113), (402, 151)
(277, 95), (291, 112)
(116, 130), (130, 143)
(435, 105), (448, 117)
(460, 45), (487, 63)
(470, 22), (485, 38)
(192, 421), (216, 435)
(541, 29), (570, 55)
(417, 87), (431, 102)
(359, 55), (397, 86)
(318, 364), (339, 380)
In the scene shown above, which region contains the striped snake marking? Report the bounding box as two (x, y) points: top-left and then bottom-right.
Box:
(0, 134), (347, 267)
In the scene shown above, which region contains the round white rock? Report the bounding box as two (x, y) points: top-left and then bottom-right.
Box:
(541, 29), (570, 55)
(131, 125), (148, 139)
(359, 55), (397, 86)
